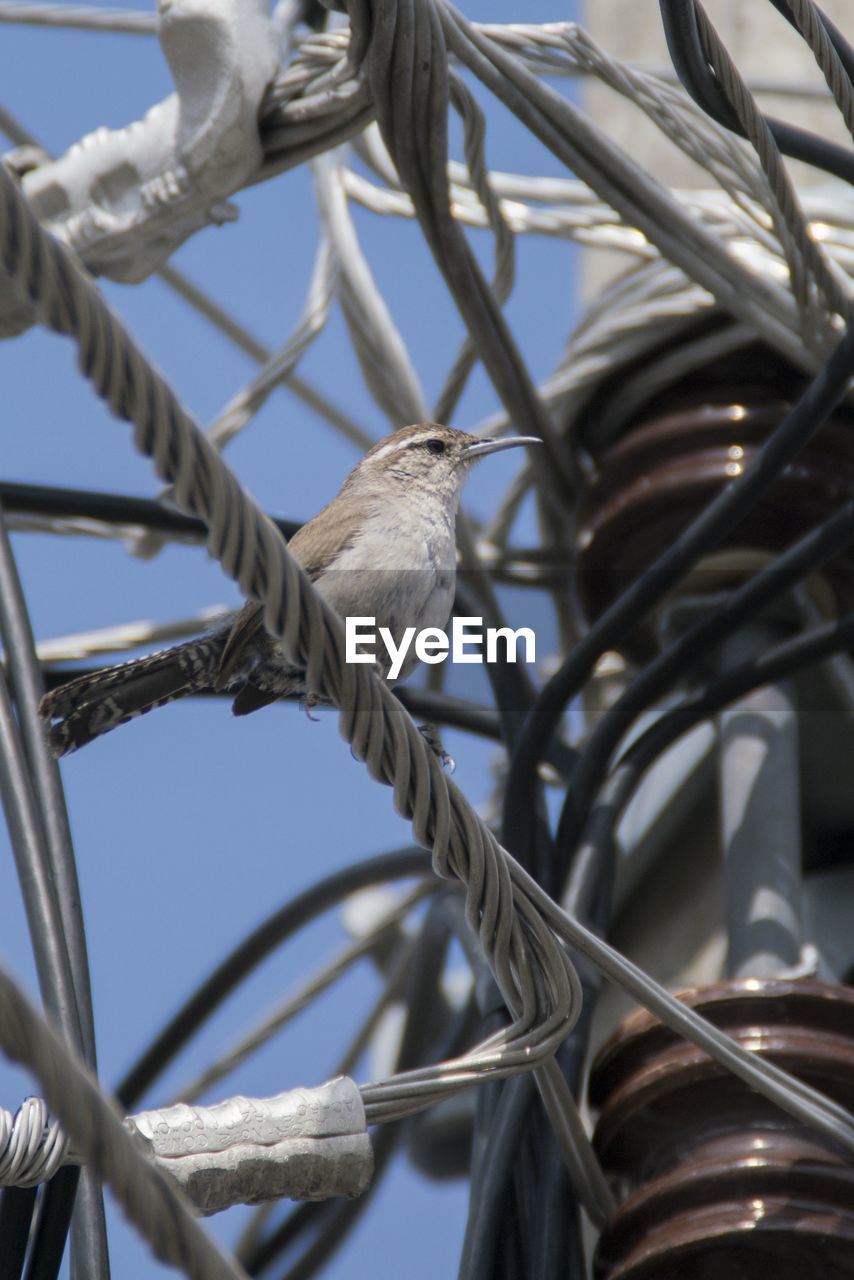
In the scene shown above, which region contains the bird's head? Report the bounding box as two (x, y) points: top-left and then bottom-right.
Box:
(347, 422), (538, 505)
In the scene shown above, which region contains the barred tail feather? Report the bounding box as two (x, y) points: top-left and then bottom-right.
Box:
(39, 634), (227, 757)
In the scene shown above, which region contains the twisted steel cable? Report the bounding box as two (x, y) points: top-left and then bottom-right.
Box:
(5, 6), (854, 1274)
(0, 155), (582, 1140)
(3, 117), (854, 1224)
(782, 0), (854, 136)
(0, 965), (247, 1280)
(692, 0), (851, 339)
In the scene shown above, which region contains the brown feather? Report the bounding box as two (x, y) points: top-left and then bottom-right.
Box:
(214, 495), (364, 689)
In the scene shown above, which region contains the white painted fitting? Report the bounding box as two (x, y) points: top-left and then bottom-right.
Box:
(1, 0), (277, 333)
(127, 1076), (373, 1215)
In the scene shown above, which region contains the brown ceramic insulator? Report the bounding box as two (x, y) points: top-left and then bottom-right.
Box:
(595, 1129), (854, 1280)
(588, 979), (854, 1280)
(574, 395), (854, 652)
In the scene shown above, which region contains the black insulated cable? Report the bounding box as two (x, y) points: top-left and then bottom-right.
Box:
(554, 494), (854, 873)
(40, 665), (575, 776)
(21, 1172), (78, 1280)
(0, 1189), (36, 1280)
(0, 507), (109, 1280)
(240, 894), (465, 1277)
(116, 849), (432, 1107)
(460, 857), (612, 1280)
(573, 606), (854, 899)
(659, 0), (854, 183)
(626, 606), (854, 778)
(502, 320), (854, 864)
(0, 517), (109, 1280)
(0, 479), (301, 544)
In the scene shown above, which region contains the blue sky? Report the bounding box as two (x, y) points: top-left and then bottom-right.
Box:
(1, 3), (578, 1275)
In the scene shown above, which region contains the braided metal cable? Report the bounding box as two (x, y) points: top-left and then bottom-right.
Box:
(8, 15), (850, 398)
(5, 0), (854, 1091)
(440, 7), (808, 367)
(205, 236), (339, 453)
(782, 0), (854, 137)
(0, 966), (247, 1280)
(7, 10), (854, 1264)
(6, 121), (854, 1209)
(0, 1098), (67, 1188)
(431, 71), (516, 425)
(489, 22), (776, 226)
(349, 0), (576, 498)
(0, 102), (370, 476)
(7, 12), (848, 379)
(165, 881), (436, 1107)
(339, 11), (854, 280)
(314, 150), (428, 425)
(0, 157), (582, 1136)
(692, 0), (852, 336)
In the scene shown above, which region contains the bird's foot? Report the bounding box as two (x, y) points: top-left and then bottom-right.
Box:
(418, 723), (456, 774)
(301, 694), (321, 722)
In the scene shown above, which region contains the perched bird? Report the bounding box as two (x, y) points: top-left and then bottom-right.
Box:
(39, 422), (537, 756)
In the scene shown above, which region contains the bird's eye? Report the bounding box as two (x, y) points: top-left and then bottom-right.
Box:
(424, 439), (446, 455)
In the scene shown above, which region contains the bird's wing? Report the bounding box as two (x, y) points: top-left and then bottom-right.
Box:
(215, 498), (362, 688)
(215, 599), (266, 688)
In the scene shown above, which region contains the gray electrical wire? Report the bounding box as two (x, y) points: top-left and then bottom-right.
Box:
(0, 2), (154, 35)
(168, 881), (436, 1106)
(0, 505), (109, 1280)
(692, 0), (851, 338)
(440, 5), (808, 367)
(0, 157), (595, 1225)
(0, 965), (247, 1280)
(2, 70), (853, 1215)
(782, 0), (854, 136)
(156, 263), (373, 450)
(348, 0), (576, 500)
(431, 72), (517, 425)
(4, 6), (854, 1267)
(314, 150), (428, 426)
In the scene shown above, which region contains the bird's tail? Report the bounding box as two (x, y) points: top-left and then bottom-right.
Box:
(38, 633), (228, 757)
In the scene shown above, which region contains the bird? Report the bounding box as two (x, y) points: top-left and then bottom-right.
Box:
(39, 422), (538, 757)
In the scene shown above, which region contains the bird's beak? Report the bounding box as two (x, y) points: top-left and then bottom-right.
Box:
(463, 435), (541, 461)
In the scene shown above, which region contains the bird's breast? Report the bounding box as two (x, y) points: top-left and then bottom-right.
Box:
(315, 513), (457, 681)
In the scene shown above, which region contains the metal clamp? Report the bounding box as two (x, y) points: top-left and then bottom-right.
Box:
(1, 0), (277, 334)
(126, 1076), (373, 1215)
